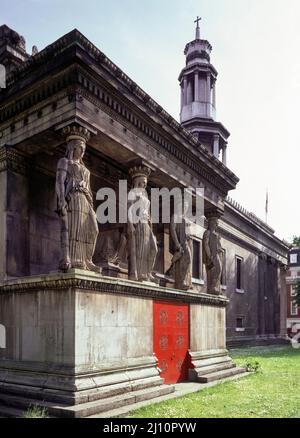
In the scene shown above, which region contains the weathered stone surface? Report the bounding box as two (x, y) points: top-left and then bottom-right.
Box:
(0, 384), (175, 418)
(190, 304), (226, 352)
(0, 270), (231, 414)
(189, 349), (245, 383)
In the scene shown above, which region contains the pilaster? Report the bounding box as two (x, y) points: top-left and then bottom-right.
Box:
(213, 134), (219, 158)
(0, 146), (30, 278)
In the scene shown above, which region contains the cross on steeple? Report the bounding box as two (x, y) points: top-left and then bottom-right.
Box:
(194, 16), (202, 39)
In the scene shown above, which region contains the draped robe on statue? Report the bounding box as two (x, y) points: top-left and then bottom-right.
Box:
(128, 190), (157, 282)
(57, 157), (99, 271)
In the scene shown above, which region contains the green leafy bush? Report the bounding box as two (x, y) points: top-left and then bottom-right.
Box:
(244, 360), (261, 373)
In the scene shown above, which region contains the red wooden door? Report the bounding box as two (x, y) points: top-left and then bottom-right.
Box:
(153, 301), (190, 384)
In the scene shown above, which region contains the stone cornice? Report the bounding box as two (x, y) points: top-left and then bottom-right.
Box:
(73, 81), (232, 194)
(0, 145), (29, 174)
(226, 197), (274, 234)
(220, 215), (288, 263)
(0, 29), (238, 194)
(178, 62), (218, 82)
(0, 271), (229, 307)
(181, 117), (230, 140)
(184, 39), (213, 55)
(225, 197), (289, 255)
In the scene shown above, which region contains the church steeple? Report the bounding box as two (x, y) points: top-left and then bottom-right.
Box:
(194, 16), (201, 39)
(179, 19), (229, 165)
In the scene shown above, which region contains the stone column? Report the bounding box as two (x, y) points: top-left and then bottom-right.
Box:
(206, 73), (211, 104)
(222, 142), (227, 166)
(194, 71), (199, 102)
(258, 252), (267, 337)
(183, 77), (188, 106)
(212, 81), (216, 108)
(279, 264), (288, 338)
(187, 79), (193, 105)
(213, 134), (219, 158)
(180, 82), (184, 110)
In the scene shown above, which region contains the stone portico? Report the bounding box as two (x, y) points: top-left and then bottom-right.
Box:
(0, 23), (288, 416)
(0, 270), (235, 417)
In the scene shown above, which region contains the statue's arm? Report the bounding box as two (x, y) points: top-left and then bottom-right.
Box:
(87, 170), (92, 193)
(56, 158), (68, 215)
(127, 199), (136, 235)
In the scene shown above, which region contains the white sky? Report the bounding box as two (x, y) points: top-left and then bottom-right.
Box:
(2, 0), (300, 241)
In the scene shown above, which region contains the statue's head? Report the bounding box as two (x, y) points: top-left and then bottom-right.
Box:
(66, 139), (86, 163)
(132, 175), (147, 189)
(129, 164), (151, 190)
(63, 125), (90, 164)
(208, 217), (218, 231)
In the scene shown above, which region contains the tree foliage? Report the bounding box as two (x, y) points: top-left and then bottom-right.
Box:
(292, 236), (300, 247)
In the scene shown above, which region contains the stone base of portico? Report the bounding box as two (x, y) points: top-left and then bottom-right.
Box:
(0, 270), (239, 417)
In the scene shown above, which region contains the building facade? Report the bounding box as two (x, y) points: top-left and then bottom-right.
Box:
(286, 247), (300, 336)
(0, 23), (289, 415)
(0, 24), (288, 343)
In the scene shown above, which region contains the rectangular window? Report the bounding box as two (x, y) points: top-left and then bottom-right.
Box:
(236, 256), (243, 291)
(291, 286), (297, 297)
(192, 239), (201, 279)
(235, 316), (245, 332)
(236, 317), (244, 329)
(290, 253), (298, 264)
(291, 302), (298, 316)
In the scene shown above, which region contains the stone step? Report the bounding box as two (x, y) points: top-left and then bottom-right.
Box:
(195, 361), (236, 376)
(60, 385), (175, 418)
(0, 385), (175, 418)
(0, 404), (25, 418)
(0, 393), (54, 413)
(197, 367), (246, 383)
(192, 355), (233, 369)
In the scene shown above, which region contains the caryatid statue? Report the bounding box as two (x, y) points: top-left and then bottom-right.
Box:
(127, 163), (158, 282)
(56, 125), (100, 273)
(202, 215), (223, 295)
(167, 200), (193, 290)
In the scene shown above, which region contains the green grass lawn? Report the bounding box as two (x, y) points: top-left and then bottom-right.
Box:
(128, 345), (300, 418)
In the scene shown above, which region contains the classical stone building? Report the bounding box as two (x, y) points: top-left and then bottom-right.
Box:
(0, 23), (288, 416)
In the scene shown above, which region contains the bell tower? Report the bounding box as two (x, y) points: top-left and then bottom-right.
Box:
(179, 18), (229, 165)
